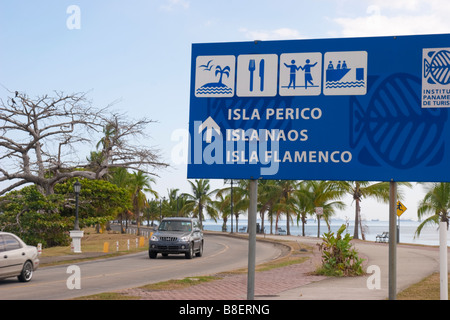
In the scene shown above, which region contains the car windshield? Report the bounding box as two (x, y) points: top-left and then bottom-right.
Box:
(159, 221), (192, 232)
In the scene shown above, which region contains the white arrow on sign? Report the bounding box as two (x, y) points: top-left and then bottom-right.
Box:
(198, 116), (221, 143)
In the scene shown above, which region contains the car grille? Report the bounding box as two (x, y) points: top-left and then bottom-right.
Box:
(157, 245), (180, 250)
(159, 236), (178, 242)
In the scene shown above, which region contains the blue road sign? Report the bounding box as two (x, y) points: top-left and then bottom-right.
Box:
(188, 34), (450, 182)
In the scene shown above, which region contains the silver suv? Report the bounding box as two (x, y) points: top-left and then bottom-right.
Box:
(149, 217), (203, 259)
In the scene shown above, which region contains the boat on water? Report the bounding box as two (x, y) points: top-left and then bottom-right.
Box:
(326, 67), (351, 82)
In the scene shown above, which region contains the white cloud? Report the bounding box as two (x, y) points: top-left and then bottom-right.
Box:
(160, 0), (190, 11)
(369, 0), (423, 11)
(335, 13), (445, 37)
(333, 0), (450, 37)
(239, 27), (303, 41)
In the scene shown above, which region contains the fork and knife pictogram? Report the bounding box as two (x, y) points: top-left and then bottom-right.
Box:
(249, 59), (265, 91)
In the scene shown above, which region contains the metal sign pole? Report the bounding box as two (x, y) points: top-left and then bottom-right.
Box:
(247, 179), (258, 300)
(389, 181), (397, 300)
(230, 180), (234, 233)
(439, 220), (448, 300)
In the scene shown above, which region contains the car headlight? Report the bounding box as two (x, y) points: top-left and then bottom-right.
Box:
(179, 236), (190, 242)
(150, 235), (158, 241)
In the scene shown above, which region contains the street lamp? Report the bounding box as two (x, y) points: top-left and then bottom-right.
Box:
(70, 179), (84, 253)
(198, 191), (204, 228)
(224, 179), (238, 233)
(160, 197), (166, 223)
(73, 180), (81, 230)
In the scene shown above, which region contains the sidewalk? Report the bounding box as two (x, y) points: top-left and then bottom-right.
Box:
(274, 236), (445, 300)
(118, 235), (448, 300)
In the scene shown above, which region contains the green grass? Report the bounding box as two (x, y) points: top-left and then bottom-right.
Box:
(41, 227), (147, 257)
(139, 276), (222, 291)
(73, 292), (140, 300)
(397, 272), (450, 300)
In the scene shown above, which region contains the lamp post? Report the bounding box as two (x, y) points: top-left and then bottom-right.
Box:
(224, 179), (238, 233)
(160, 197), (165, 223)
(73, 180), (81, 230)
(70, 180), (84, 253)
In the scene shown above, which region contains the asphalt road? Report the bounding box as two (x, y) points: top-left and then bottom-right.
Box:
(0, 234), (283, 300)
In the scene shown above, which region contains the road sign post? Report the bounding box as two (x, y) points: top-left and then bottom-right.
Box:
(247, 179), (257, 300)
(439, 220), (448, 300)
(389, 181), (397, 300)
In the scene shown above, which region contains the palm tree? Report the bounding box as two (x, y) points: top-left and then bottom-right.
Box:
(257, 180), (281, 234)
(275, 180), (299, 235)
(109, 167), (132, 233)
(416, 182), (450, 237)
(215, 65), (230, 85)
(293, 181), (314, 236)
(129, 171), (156, 234)
(182, 179), (217, 226)
(95, 121), (118, 179)
(229, 180), (250, 232)
(144, 199), (160, 227)
(336, 181), (390, 239)
(96, 122), (117, 151)
(298, 181), (346, 237)
(215, 180), (239, 232)
(166, 188), (187, 217)
(336, 181), (412, 239)
(211, 191), (230, 231)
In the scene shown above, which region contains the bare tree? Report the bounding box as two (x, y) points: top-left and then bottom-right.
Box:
(0, 90), (168, 196)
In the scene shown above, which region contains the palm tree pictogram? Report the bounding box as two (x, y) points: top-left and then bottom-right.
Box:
(215, 65), (230, 85)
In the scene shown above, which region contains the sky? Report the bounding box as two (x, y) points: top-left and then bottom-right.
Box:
(1, 0), (450, 221)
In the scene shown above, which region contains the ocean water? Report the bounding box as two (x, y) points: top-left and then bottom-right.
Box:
(202, 218), (450, 247)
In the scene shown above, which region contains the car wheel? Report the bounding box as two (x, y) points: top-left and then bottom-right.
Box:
(149, 251), (157, 259)
(185, 243), (194, 259)
(195, 242), (203, 257)
(18, 261), (33, 282)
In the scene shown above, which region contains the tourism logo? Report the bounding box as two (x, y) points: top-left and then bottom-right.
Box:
(422, 48), (450, 108)
(195, 55), (235, 98)
(279, 53), (322, 96)
(236, 54), (278, 97)
(323, 51), (367, 96)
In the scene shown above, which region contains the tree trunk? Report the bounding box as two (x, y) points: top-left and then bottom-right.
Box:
(353, 198), (360, 239)
(260, 211), (265, 234)
(301, 215), (306, 236)
(286, 212), (291, 235)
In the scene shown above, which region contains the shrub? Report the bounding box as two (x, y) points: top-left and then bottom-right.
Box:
(317, 224), (365, 276)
